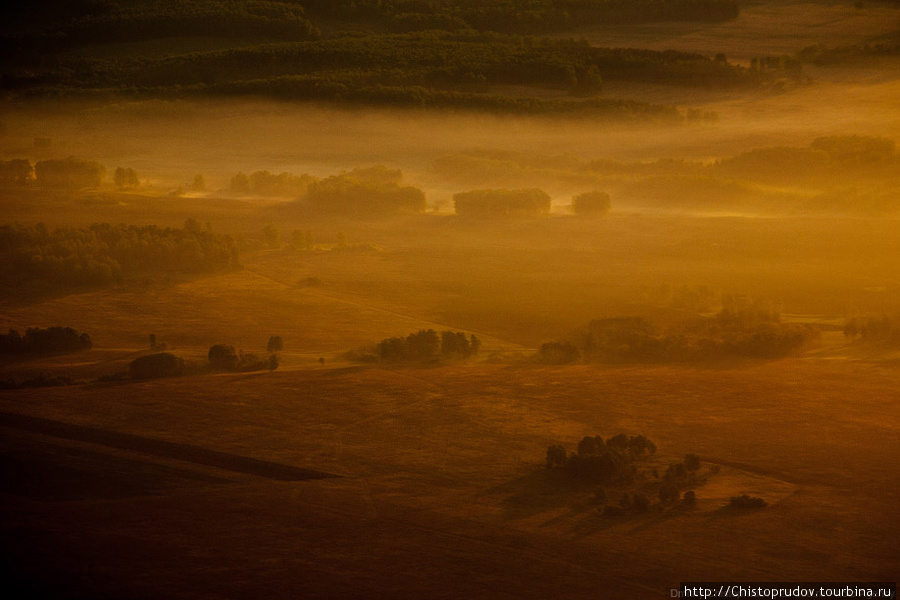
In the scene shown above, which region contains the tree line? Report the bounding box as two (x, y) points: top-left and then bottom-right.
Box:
(0, 326), (92, 356)
(538, 308), (820, 364)
(0, 157), (105, 189)
(0, 221), (240, 293)
(5, 25), (758, 119)
(843, 314), (900, 348)
(2, 0), (318, 56)
(365, 329), (482, 363)
(453, 188), (552, 217)
(303, 0), (740, 33)
(59, 30), (750, 92)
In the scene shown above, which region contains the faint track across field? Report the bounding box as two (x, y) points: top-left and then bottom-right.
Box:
(0, 411), (338, 481)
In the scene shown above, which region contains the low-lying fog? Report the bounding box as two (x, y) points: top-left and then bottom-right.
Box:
(2, 62), (898, 202)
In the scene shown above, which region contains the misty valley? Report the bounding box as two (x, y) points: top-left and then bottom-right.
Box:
(1, 1), (899, 599)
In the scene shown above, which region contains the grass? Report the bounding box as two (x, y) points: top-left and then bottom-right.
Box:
(1, 358), (898, 597)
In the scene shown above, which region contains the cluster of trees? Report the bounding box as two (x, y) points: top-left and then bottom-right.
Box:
(546, 433), (657, 484)
(229, 170), (317, 197)
(728, 494), (767, 510)
(547, 435), (706, 515)
(208, 343), (278, 372)
(129, 352), (184, 380)
(712, 135), (898, 186)
(114, 167), (140, 190)
(303, 166), (426, 216)
(33, 157), (105, 189)
(571, 190), (611, 215)
(747, 55), (803, 81)
(539, 309), (819, 364)
(0, 159), (34, 185)
(843, 315), (900, 348)
(453, 188), (551, 217)
(0, 326), (92, 356)
(537, 341), (582, 364)
(657, 454), (703, 503)
(374, 329), (481, 363)
(0, 221), (240, 292)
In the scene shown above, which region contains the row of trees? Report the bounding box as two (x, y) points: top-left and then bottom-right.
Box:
(4, 0), (319, 54)
(0, 326), (92, 356)
(538, 310), (820, 364)
(303, 0), (740, 33)
(375, 329), (481, 363)
(114, 30), (748, 91)
(222, 165), (613, 217)
(0, 158), (150, 191)
(843, 315), (900, 348)
(129, 336), (284, 380)
(13, 25), (757, 112)
(0, 221), (240, 292)
(31, 157), (104, 189)
(303, 166), (427, 216)
(230, 170), (317, 197)
(453, 188), (551, 217)
(209, 78), (683, 119)
(433, 136), (899, 214)
(208, 343), (279, 372)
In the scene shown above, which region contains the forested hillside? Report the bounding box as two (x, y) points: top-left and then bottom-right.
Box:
(0, 0), (768, 117)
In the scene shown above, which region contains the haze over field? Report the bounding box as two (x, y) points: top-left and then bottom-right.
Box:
(1, 1), (899, 598)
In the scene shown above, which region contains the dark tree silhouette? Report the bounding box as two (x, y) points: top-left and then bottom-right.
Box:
(631, 492), (650, 512)
(546, 444), (567, 468)
(572, 190), (611, 215)
(729, 494), (767, 509)
(35, 157), (104, 189)
(208, 344), (239, 371)
(684, 453), (701, 472)
(0, 326), (92, 355)
(130, 352), (184, 380)
(537, 341), (581, 364)
(114, 167), (139, 189)
(267, 335), (284, 353)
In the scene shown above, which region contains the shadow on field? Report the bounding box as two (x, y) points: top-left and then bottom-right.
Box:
(482, 468), (593, 521)
(0, 412), (339, 481)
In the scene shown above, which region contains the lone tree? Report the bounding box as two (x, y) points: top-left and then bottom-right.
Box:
(684, 453), (701, 472)
(267, 335), (284, 353)
(572, 190), (611, 215)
